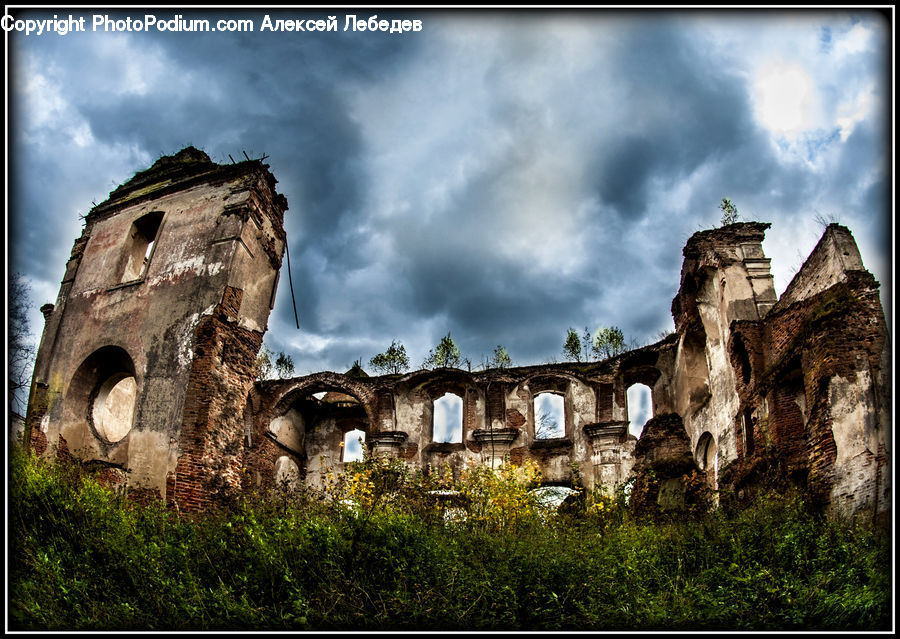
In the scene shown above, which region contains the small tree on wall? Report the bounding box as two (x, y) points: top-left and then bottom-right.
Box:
(274, 352), (295, 378)
(488, 345), (512, 369)
(424, 333), (462, 369)
(256, 344), (296, 381)
(582, 327), (594, 362)
(720, 197), (740, 226)
(563, 328), (582, 362)
(564, 325), (628, 362)
(591, 326), (626, 360)
(369, 340), (410, 375)
(255, 344), (274, 381)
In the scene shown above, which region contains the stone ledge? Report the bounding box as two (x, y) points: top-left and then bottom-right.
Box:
(424, 442), (465, 454)
(530, 437), (573, 450)
(583, 421), (629, 440)
(472, 427), (519, 445)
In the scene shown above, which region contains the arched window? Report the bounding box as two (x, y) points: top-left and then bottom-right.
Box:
(695, 432), (717, 473)
(270, 384), (371, 487)
(627, 383), (653, 438)
(433, 392), (463, 443)
(343, 428), (366, 463)
(534, 392), (565, 439)
(121, 211), (164, 282)
(92, 372), (137, 443)
(66, 346), (137, 446)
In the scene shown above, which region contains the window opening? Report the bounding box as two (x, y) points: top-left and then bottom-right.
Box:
(121, 211), (164, 282)
(695, 432), (718, 472)
(534, 392), (565, 439)
(92, 372), (137, 443)
(743, 408), (755, 455)
(627, 383), (653, 438)
(433, 392), (463, 443)
(734, 337), (752, 384)
(343, 428), (365, 462)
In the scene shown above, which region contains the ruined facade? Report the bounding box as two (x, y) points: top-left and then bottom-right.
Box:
(24, 149), (891, 521)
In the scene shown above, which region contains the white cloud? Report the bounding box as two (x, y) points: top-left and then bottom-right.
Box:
(752, 57), (821, 139)
(835, 83), (875, 141)
(10, 11), (889, 375)
(832, 21), (874, 58)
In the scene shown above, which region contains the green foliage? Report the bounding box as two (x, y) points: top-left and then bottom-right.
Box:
(563, 328), (582, 362)
(345, 359), (368, 378)
(9, 449), (891, 631)
(369, 340), (410, 375)
(255, 344), (274, 381)
(720, 197), (740, 226)
(591, 326), (626, 360)
(423, 332), (461, 369)
(274, 352), (295, 378)
(256, 344), (295, 381)
(564, 326), (627, 362)
(487, 344), (512, 369)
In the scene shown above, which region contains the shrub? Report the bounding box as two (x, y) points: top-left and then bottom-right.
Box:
(8, 448), (891, 631)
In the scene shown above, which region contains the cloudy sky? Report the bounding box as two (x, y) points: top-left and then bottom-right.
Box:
(7, 8), (892, 378)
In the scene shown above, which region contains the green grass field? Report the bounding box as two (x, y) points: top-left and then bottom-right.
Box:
(8, 450), (892, 631)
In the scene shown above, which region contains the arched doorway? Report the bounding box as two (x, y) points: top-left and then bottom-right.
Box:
(266, 380), (372, 488)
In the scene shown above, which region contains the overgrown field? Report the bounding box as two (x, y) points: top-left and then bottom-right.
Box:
(8, 450), (892, 631)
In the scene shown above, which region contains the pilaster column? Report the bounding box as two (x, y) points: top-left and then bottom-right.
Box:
(584, 421), (629, 495)
(472, 427), (520, 469)
(367, 431), (408, 458)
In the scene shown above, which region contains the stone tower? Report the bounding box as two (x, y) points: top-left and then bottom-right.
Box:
(667, 222), (778, 470)
(24, 148), (288, 508)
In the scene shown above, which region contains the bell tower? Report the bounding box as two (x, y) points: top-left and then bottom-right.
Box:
(25, 147), (288, 508)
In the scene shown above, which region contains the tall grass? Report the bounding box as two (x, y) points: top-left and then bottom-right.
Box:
(8, 449), (891, 630)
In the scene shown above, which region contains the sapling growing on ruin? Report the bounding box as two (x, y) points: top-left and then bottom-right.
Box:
(369, 340), (410, 375)
(256, 344), (296, 380)
(487, 345), (512, 369)
(423, 333), (462, 369)
(563, 328), (582, 362)
(719, 197), (740, 225)
(592, 326), (626, 360)
(275, 352), (295, 378)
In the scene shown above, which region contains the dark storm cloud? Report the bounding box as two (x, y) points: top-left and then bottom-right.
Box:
(590, 21), (754, 219)
(9, 10), (891, 376)
(63, 15), (419, 336)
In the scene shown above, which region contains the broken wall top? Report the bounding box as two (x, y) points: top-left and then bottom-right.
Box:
(681, 222), (772, 264)
(773, 223), (871, 312)
(87, 146), (288, 220)
(672, 222), (775, 330)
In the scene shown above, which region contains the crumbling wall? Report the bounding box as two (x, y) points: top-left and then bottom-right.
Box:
(776, 224), (867, 308)
(711, 224), (890, 521)
(668, 223), (778, 491)
(168, 286), (265, 511)
(25, 148), (287, 508)
(629, 413), (700, 514)
(25, 151), (888, 519)
(245, 359), (674, 496)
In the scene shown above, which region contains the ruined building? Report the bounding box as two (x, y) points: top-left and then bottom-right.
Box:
(24, 148), (891, 520)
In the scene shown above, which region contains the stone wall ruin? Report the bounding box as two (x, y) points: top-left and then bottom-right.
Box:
(23, 148), (891, 522)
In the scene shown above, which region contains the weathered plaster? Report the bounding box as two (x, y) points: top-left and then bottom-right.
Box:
(24, 152), (890, 519)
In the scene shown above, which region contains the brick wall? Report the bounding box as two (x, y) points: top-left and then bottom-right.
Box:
(169, 286), (264, 512)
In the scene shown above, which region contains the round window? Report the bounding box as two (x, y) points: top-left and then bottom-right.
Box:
(92, 373), (137, 443)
